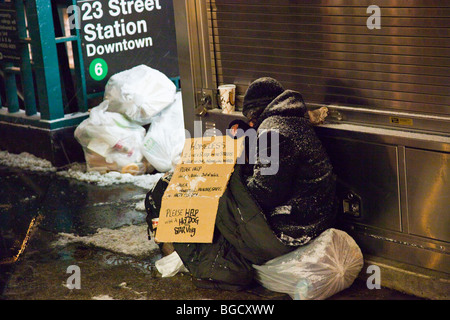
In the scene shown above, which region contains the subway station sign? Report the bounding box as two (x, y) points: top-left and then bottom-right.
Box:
(77, 0), (179, 94)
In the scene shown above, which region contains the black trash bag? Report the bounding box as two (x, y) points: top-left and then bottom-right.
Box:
(144, 172), (172, 240)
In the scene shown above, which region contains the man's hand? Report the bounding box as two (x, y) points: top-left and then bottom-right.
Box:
(307, 107), (329, 125)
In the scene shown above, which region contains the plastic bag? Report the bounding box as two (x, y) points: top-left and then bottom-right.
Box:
(104, 65), (176, 125)
(141, 91), (185, 172)
(74, 101), (148, 174)
(155, 251), (189, 277)
(253, 228), (363, 300)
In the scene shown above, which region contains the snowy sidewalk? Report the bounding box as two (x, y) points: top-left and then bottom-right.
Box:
(0, 151), (279, 300)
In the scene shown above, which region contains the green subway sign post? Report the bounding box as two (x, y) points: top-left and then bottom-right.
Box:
(76, 0), (178, 94)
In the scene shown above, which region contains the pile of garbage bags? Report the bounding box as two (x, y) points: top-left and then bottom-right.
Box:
(75, 65), (185, 175)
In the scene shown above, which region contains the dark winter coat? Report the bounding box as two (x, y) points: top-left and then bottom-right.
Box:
(245, 90), (336, 246)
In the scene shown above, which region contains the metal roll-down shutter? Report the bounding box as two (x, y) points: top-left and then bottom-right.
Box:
(208, 0), (449, 119)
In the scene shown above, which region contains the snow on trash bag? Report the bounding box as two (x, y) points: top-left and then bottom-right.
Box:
(104, 65), (176, 125)
(253, 228), (363, 300)
(141, 91), (185, 172)
(74, 100), (148, 174)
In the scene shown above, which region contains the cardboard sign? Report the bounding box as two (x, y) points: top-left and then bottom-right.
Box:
(155, 135), (244, 243)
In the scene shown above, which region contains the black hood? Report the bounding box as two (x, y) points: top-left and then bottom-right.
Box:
(257, 90), (307, 125)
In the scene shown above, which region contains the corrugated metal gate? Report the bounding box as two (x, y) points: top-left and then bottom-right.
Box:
(208, 0), (449, 120)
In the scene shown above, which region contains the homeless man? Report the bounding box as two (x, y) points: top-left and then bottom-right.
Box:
(145, 77), (336, 290)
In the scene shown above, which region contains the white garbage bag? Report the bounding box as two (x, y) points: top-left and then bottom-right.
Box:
(155, 251), (189, 278)
(141, 91), (185, 172)
(104, 65), (176, 125)
(74, 101), (148, 174)
(253, 228), (364, 300)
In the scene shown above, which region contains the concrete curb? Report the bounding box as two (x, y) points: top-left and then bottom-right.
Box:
(359, 255), (450, 300)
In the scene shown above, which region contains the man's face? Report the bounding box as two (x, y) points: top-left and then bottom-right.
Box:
(244, 105), (266, 128)
(248, 118), (257, 128)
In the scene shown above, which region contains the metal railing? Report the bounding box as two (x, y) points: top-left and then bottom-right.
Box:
(0, 0), (88, 130)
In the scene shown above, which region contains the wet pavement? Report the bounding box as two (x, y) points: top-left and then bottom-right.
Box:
(0, 164), (424, 301)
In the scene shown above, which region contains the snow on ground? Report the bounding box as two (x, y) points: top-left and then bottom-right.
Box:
(2, 150), (162, 265)
(91, 283), (147, 300)
(0, 150), (56, 172)
(91, 295), (115, 300)
(0, 149), (164, 190)
(57, 163), (164, 189)
(53, 224), (159, 256)
(131, 195), (147, 211)
(135, 199), (146, 211)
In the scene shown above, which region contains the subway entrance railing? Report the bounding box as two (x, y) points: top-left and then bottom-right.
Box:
(0, 0), (89, 130)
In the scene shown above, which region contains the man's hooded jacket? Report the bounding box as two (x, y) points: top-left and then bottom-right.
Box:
(245, 89), (336, 246)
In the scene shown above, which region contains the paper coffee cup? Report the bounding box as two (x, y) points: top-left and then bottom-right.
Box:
(218, 84), (236, 114)
(152, 218), (159, 230)
(152, 218), (159, 241)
